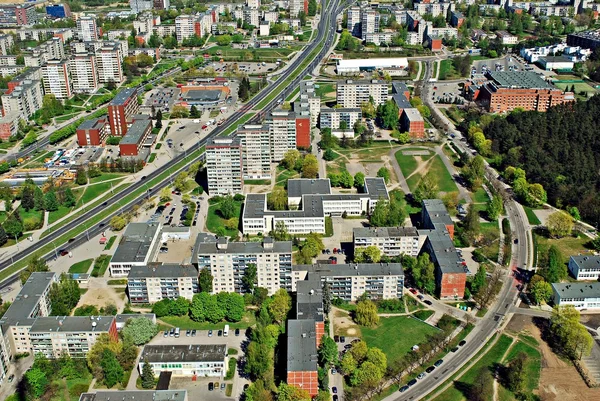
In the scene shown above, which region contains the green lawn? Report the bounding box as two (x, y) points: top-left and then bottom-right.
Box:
(0, 212), (7, 225)
(535, 231), (590, 265)
(50, 375), (93, 401)
(206, 200), (242, 237)
(315, 83), (336, 99)
(523, 206), (541, 225)
(395, 148), (428, 178)
(432, 60), (439, 78)
(77, 180), (123, 207)
(160, 311), (256, 330)
(554, 81), (597, 97)
(472, 188), (490, 204)
(478, 222), (500, 262)
(104, 235), (117, 250)
(48, 206), (72, 225)
(362, 316), (440, 365)
(18, 207), (44, 231)
(500, 340), (541, 398)
(68, 258), (93, 274)
(276, 166), (300, 187)
(91, 254), (111, 277)
(244, 179), (271, 185)
(399, 151), (458, 195)
(148, 153), (157, 163)
(439, 60), (459, 80)
(89, 173), (125, 184)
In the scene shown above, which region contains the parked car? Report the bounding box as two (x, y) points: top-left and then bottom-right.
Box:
(459, 340), (466, 346)
(417, 295), (424, 300)
(417, 373), (425, 380)
(340, 336), (346, 343)
(221, 383), (226, 391)
(334, 335), (340, 342)
(186, 330), (191, 337)
(333, 396), (338, 401)
(332, 387), (337, 394)
(208, 330), (213, 337)
(409, 288), (417, 295)
(163, 330), (169, 337)
(192, 329), (197, 337)
(399, 385), (409, 393)
(424, 300), (433, 306)
(218, 330), (223, 336)
(407, 379), (417, 387)
(208, 383), (214, 391)
(235, 328), (240, 336)
(426, 366), (435, 373)
(8, 374), (14, 383)
(244, 384), (250, 391)
(434, 359), (444, 367)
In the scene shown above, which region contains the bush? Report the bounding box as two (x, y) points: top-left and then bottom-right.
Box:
(69, 383), (90, 399)
(225, 358), (237, 380)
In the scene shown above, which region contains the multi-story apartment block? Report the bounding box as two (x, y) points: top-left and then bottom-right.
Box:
(266, 110), (297, 162)
(139, 344), (227, 376)
(0, 326), (9, 384)
(175, 15), (198, 42)
(108, 88), (139, 136)
(29, 316), (118, 359)
(77, 16), (98, 41)
(235, 124), (271, 179)
(95, 42), (124, 85)
(0, 112), (20, 141)
(296, 81), (321, 129)
(0, 56), (17, 66)
(153, 0), (170, 10)
(0, 3), (39, 26)
(336, 79), (389, 108)
(130, 0), (153, 14)
(127, 264), (199, 304)
(0, 65), (24, 78)
(0, 35), (15, 56)
(289, 0), (308, 18)
(414, 2), (452, 17)
(567, 30), (600, 51)
(319, 108), (362, 130)
(206, 136), (243, 196)
(42, 59), (72, 100)
(76, 117), (108, 146)
(242, 178), (389, 235)
(194, 234), (293, 295)
(360, 9), (380, 40)
(70, 53), (98, 94)
(347, 7), (361, 37)
(247, 0), (260, 8)
(568, 255), (600, 280)
(353, 227), (421, 257)
(109, 222), (162, 277)
(80, 391), (188, 401)
(552, 282), (600, 310)
(119, 118), (152, 157)
(242, 7), (260, 27)
(1, 79), (43, 120)
(287, 319), (319, 396)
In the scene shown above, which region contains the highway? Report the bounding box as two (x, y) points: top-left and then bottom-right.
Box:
(0, 0), (344, 287)
(387, 60), (531, 401)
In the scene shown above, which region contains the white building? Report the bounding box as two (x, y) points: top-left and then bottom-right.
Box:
(139, 345), (227, 377)
(236, 124), (271, 180)
(353, 226), (422, 257)
(347, 7), (361, 37)
(175, 15), (197, 42)
(70, 53), (99, 94)
(267, 110), (297, 162)
(194, 234), (293, 295)
(336, 59), (408, 75)
(109, 223), (162, 277)
(0, 35), (14, 56)
(259, 22), (270, 36)
(552, 282), (600, 310)
(496, 30), (518, 45)
(95, 43), (124, 84)
(568, 255), (600, 281)
(539, 56), (574, 71)
(336, 79), (390, 107)
(247, 0), (260, 8)
(289, 0), (306, 18)
(1, 79), (44, 120)
(206, 136), (243, 196)
(42, 59), (72, 100)
(295, 81), (321, 127)
(361, 9), (380, 40)
(130, 0), (153, 14)
(243, 7), (260, 27)
(80, 391), (187, 401)
(77, 16), (98, 41)
(319, 108), (362, 130)
(127, 264), (199, 304)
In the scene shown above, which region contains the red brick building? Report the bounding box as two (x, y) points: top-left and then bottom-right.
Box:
(108, 88), (139, 136)
(400, 109), (425, 138)
(119, 118), (152, 156)
(287, 319), (319, 397)
(76, 117), (108, 146)
(428, 36), (443, 51)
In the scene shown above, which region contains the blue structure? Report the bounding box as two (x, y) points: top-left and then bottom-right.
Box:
(46, 4), (69, 18)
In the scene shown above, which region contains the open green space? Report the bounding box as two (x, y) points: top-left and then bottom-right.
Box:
(535, 231), (590, 265)
(77, 180), (124, 207)
(315, 83), (336, 99)
(472, 188), (490, 204)
(205, 46), (295, 60)
(91, 255), (111, 277)
(18, 207), (44, 230)
(478, 221), (500, 262)
(206, 200), (242, 237)
(554, 81), (597, 95)
(499, 340), (541, 399)
(432, 60), (439, 78)
(244, 179), (271, 185)
(439, 60), (460, 80)
(148, 153), (157, 163)
(523, 206), (541, 225)
(89, 173), (126, 184)
(362, 316), (440, 365)
(397, 150), (458, 195)
(104, 235), (117, 250)
(160, 311), (256, 330)
(48, 206), (72, 225)
(50, 375), (93, 401)
(68, 258), (93, 274)
(0, 212), (6, 225)
(276, 166), (300, 186)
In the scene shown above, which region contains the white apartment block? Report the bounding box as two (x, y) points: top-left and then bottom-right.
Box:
(364, 32), (394, 45)
(289, 0), (306, 18)
(319, 108), (362, 130)
(361, 9), (380, 40)
(347, 7), (361, 37)
(107, 29), (131, 40)
(95, 43), (123, 84)
(194, 234), (293, 295)
(109, 223), (162, 277)
(296, 81), (320, 127)
(0, 56), (17, 66)
(353, 226), (422, 257)
(127, 264), (199, 304)
(206, 136), (243, 196)
(42, 59), (72, 100)
(552, 282), (600, 310)
(243, 8), (260, 27)
(247, 0), (260, 8)
(140, 345), (227, 377)
(134, 16), (153, 35)
(263, 11), (279, 23)
(77, 16), (98, 41)
(236, 124), (272, 180)
(70, 53), (98, 94)
(0, 35), (14, 56)
(0, 65), (23, 78)
(336, 79), (389, 108)
(1, 79), (43, 120)
(568, 255), (600, 280)
(175, 15), (196, 42)
(267, 110), (297, 162)
(130, 0), (153, 14)
(414, 2), (452, 17)
(0, 327), (9, 382)
(430, 27), (458, 39)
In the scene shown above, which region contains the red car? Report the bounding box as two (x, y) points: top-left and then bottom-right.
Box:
(202, 125), (208, 129)
(333, 248), (337, 254)
(409, 288), (418, 295)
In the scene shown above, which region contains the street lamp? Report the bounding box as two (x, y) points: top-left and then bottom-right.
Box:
(51, 240), (59, 260)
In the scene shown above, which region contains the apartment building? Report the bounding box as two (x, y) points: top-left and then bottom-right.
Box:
(319, 108), (362, 130)
(0, 35), (15, 56)
(0, 3), (39, 26)
(242, 178), (388, 235)
(70, 53), (98, 94)
(76, 117), (108, 146)
(401, 108), (425, 137)
(80, 391), (187, 401)
(194, 234), (293, 295)
(119, 118), (152, 157)
(95, 42), (124, 85)
(422, 199), (455, 239)
(42, 59), (72, 100)
(336, 79), (389, 108)
(109, 222), (162, 277)
(496, 30), (518, 45)
(175, 15), (198, 42)
(206, 136), (243, 196)
(108, 88), (139, 136)
(0, 55), (18, 65)
(0, 327), (9, 384)
(347, 7), (361, 37)
(247, 0), (260, 8)
(29, 316), (118, 359)
(236, 124), (271, 180)
(552, 282), (600, 310)
(242, 8), (260, 27)
(289, 0), (308, 18)
(360, 9), (380, 40)
(127, 264), (199, 304)
(567, 30), (600, 51)
(154, 0), (170, 10)
(568, 255), (600, 280)
(1, 79), (43, 120)
(77, 16), (98, 41)
(0, 112), (20, 141)
(353, 227), (421, 257)
(295, 81), (321, 129)
(287, 319), (319, 396)
(267, 110), (297, 162)
(139, 344), (227, 376)
(130, 0), (153, 13)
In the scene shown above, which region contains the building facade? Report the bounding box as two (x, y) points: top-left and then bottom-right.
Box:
(552, 282), (600, 310)
(70, 53), (98, 94)
(139, 344), (227, 376)
(119, 118), (152, 156)
(353, 226), (421, 257)
(568, 255), (600, 280)
(95, 43), (124, 85)
(77, 16), (98, 41)
(0, 112), (20, 141)
(109, 223), (162, 277)
(42, 60), (72, 100)
(236, 124), (271, 180)
(206, 136), (243, 196)
(127, 264), (199, 304)
(76, 117), (108, 146)
(1, 79), (44, 120)
(336, 79), (389, 108)
(108, 88), (139, 136)
(319, 108), (362, 130)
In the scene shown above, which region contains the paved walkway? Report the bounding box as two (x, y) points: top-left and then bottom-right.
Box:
(388, 147), (410, 194)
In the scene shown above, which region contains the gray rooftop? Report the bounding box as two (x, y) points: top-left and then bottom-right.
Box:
(207, 135), (241, 147)
(194, 233), (292, 258)
(392, 93), (412, 110)
(287, 319), (318, 372)
(183, 89), (222, 101)
(422, 199), (453, 228)
(141, 344), (227, 363)
(365, 177), (389, 200)
(570, 255), (600, 270)
(420, 229), (467, 274)
(552, 282), (600, 299)
(488, 71), (554, 90)
(319, 107), (362, 114)
(77, 117), (106, 131)
(111, 223), (161, 264)
(287, 179), (332, 198)
(110, 88), (137, 106)
(30, 315), (115, 333)
(128, 264), (198, 279)
(79, 391), (187, 401)
(403, 108), (424, 122)
(353, 226), (419, 239)
(296, 277), (324, 322)
(121, 119), (151, 145)
(392, 82), (409, 95)
(294, 262), (404, 277)
(0, 272), (56, 332)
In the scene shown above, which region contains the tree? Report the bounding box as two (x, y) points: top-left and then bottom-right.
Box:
(366, 347), (387, 374)
(168, 296), (190, 316)
(301, 154), (319, 178)
(354, 172), (365, 190)
(340, 353), (357, 374)
(462, 204), (481, 245)
(470, 368), (493, 401)
(269, 288), (291, 323)
(268, 186), (287, 210)
(361, 102), (376, 119)
(471, 263), (487, 295)
(198, 267), (213, 293)
(277, 383), (311, 401)
(377, 167), (390, 183)
(545, 245), (567, 283)
(44, 190), (59, 212)
(75, 167), (87, 185)
(190, 292), (208, 322)
(355, 299), (379, 327)
(462, 156), (485, 189)
(245, 341), (273, 379)
(62, 187), (76, 207)
(272, 221), (289, 241)
(318, 336), (338, 366)
(238, 76), (250, 102)
(322, 281), (331, 314)
(550, 305), (593, 359)
(21, 185), (35, 210)
(190, 105), (200, 118)
(0, 225), (7, 247)
(242, 263), (258, 293)
(354, 245), (381, 263)
(21, 254), (49, 284)
(25, 367), (48, 398)
(171, 105), (190, 118)
(49, 274), (81, 316)
(414, 253), (436, 294)
(101, 349), (124, 388)
(122, 318), (159, 345)
(219, 196), (237, 220)
(506, 352), (527, 393)
(109, 215), (127, 231)
(350, 361), (383, 387)
(225, 292), (245, 322)
(530, 280), (552, 305)
(486, 194), (504, 220)
(3, 215), (23, 239)
(282, 149), (301, 170)
(376, 100), (399, 130)
(155, 110), (163, 129)
(413, 172), (438, 204)
(160, 187), (172, 202)
(204, 293), (225, 323)
(547, 211), (574, 238)
(308, 0), (317, 16)
(141, 359), (155, 389)
(34, 187), (45, 211)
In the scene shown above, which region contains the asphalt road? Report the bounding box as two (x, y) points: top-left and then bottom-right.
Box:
(386, 60), (530, 401)
(0, 0), (345, 288)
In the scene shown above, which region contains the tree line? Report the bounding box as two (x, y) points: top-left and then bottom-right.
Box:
(152, 291), (246, 324)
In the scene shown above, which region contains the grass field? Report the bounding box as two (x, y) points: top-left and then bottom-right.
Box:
(276, 166), (300, 187)
(160, 311), (256, 330)
(315, 82), (336, 99)
(48, 206), (72, 225)
(68, 258), (93, 274)
(472, 188), (490, 204)
(91, 255), (111, 277)
(554, 81), (597, 97)
(206, 200), (242, 237)
(499, 339), (541, 399)
(535, 231), (590, 265)
(523, 206), (541, 225)
(395, 148), (433, 178)
(439, 60), (459, 80)
(205, 46), (295, 60)
(244, 179), (271, 185)
(77, 180), (123, 207)
(433, 60), (439, 78)
(362, 316), (440, 365)
(104, 235), (117, 250)
(19, 207), (44, 230)
(478, 222), (500, 262)
(396, 150), (459, 195)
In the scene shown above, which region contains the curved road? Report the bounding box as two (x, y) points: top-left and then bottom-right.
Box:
(0, 0), (346, 287)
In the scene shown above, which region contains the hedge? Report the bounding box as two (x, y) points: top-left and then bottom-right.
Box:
(48, 108), (107, 144)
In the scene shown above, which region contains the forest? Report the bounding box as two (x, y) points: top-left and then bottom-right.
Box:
(482, 96), (600, 226)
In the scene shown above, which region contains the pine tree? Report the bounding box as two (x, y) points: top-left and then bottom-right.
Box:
(34, 187), (45, 211)
(141, 359), (155, 389)
(155, 110), (163, 129)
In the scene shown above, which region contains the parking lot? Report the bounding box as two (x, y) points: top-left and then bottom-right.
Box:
(430, 81), (463, 104)
(143, 88), (180, 112)
(210, 61), (279, 76)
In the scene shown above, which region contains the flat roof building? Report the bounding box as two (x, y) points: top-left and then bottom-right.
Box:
(109, 223), (162, 277)
(336, 58), (408, 74)
(287, 319), (319, 396)
(108, 88), (139, 136)
(76, 117), (108, 147)
(336, 79), (389, 108)
(139, 344), (227, 377)
(80, 391), (188, 401)
(120, 118), (152, 157)
(127, 264), (199, 304)
(353, 226), (422, 257)
(568, 255), (600, 281)
(552, 282), (600, 310)
(206, 136), (243, 196)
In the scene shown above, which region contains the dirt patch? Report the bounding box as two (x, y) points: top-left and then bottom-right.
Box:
(332, 307), (361, 337)
(77, 284), (126, 312)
